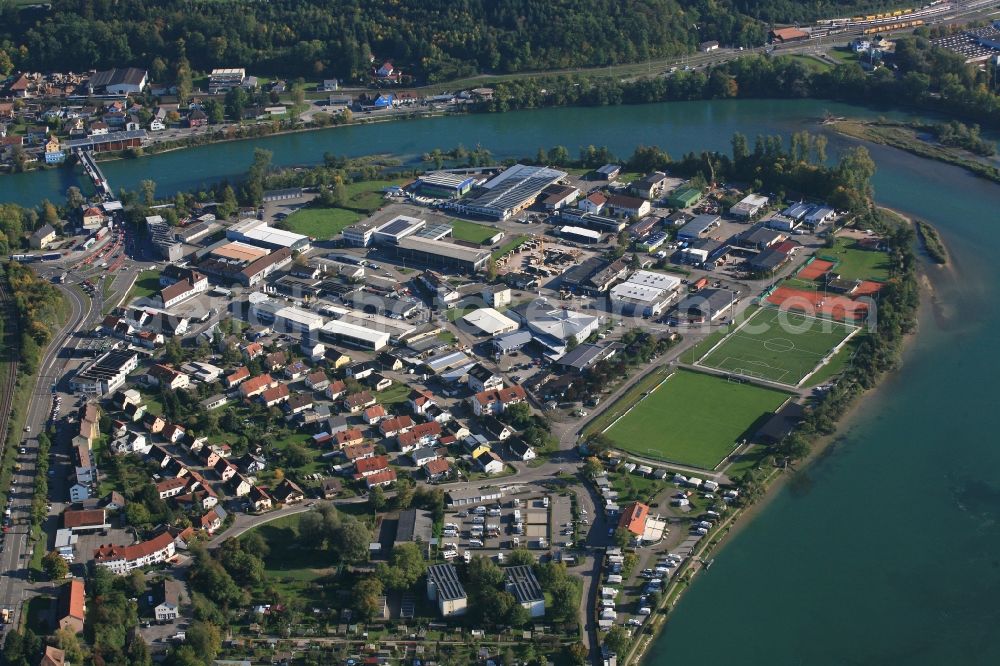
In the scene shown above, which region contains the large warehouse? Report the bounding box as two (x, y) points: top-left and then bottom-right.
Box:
(608, 270), (682, 317)
(319, 319), (390, 351)
(373, 215), (426, 245)
(455, 164), (566, 220)
(395, 236), (492, 273)
(462, 307), (519, 336)
(226, 218), (311, 252)
(417, 172), (476, 198)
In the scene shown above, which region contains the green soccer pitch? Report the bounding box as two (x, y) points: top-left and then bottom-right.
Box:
(696, 308), (858, 386)
(603, 370), (789, 469)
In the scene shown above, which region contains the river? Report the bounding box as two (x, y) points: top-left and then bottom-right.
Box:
(3, 98), (999, 663)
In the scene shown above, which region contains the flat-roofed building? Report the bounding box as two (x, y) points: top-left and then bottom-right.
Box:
(343, 220), (378, 247)
(426, 564), (468, 617)
(198, 243), (292, 287)
(462, 307), (519, 336)
(227, 218), (311, 252)
(373, 215), (426, 245)
(209, 68), (246, 93)
(505, 565), (546, 617)
(319, 319), (390, 351)
(417, 171), (475, 198)
(395, 236), (491, 273)
(70, 350), (139, 395)
(677, 214), (721, 241)
(558, 225), (603, 244)
(730, 193), (769, 220)
(668, 288), (738, 325)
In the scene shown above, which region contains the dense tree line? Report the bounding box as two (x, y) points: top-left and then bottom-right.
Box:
(0, 0), (918, 84)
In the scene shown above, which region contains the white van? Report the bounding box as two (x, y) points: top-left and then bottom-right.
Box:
(469, 539), (484, 548)
(443, 549), (458, 560)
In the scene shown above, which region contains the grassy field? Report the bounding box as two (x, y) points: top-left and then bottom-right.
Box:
(128, 270), (161, 301)
(583, 365), (672, 437)
(697, 308), (858, 386)
(342, 178), (408, 213)
(450, 219), (499, 245)
(803, 332), (865, 387)
(680, 304), (759, 364)
(786, 54), (833, 72)
(604, 370), (789, 469)
(279, 206), (363, 239)
(821, 237), (891, 281)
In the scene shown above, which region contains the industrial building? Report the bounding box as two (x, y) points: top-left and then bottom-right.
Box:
(208, 68), (247, 93)
(145, 215), (183, 262)
(69, 350), (140, 395)
(454, 164), (566, 220)
(226, 218), (311, 252)
(343, 220), (378, 247)
(558, 225), (603, 244)
(666, 185), (703, 209)
(462, 307), (519, 336)
(426, 564), (467, 617)
(251, 301), (326, 333)
(197, 243), (292, 287)
(319, 319), (390, 351)
(373, 215), (426, 245)
(395, 236), (491, 273)
(518, 300), (599, 354)
(677, 214), (721, 241)
(88, 68), (148, 95)
(505, 566), (546, 617)
(730, 193), (769, 220)
(608, 270), (682, 317)
(668, 288), (738, 325)
(416, 172), (476, 198)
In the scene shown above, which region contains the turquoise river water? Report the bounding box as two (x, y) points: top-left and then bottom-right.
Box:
(2, 98), (999, 664)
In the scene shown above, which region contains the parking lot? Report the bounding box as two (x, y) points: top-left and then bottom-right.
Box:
(440, 493), (555, 563)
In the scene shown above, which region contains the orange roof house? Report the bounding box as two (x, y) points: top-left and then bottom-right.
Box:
(618, 501), (650, 536)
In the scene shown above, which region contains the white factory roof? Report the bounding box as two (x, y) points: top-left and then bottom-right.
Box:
(559, 225), (602, 241)
(419, 171), (475, 187)
(229, 218), (309, 248)
(737, 193), (769, 207)
(609, 282), (667, 304)
(527, 307), (598, 341)
(623, 270), (682, 292)
(322, 318), (391, 346)
(462, 307), (519, 336)
(482, 164), (566, 190)
(275, 305), (326, 330)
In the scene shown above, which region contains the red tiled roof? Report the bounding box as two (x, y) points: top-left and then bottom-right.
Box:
(63, 509), (107, 529)
(365, 469), (397, 486)
(94, 531), (174, 563)
(618, 501), (649, 536)
(355, 455), (389, 474)
(424, 458), (450, 475)
(343, 442), (375, 460)
(62, 579), (85, 621)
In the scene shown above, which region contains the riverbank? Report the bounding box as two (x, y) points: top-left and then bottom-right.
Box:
(830, 119), (1000, 186)
(623, 207), (924, 665)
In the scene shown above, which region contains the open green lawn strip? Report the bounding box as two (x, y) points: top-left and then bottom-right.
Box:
(803, 332), (866, 387)
(821, 237), (892, 281)
(342, 178), (409, 213)
(604, 369), (789, 469)
(449, 218), (499, 245)
(128, 269), (161, 301)
(698, 308), (856, 385)
(279, 207), (362, 239)
(583, 365), (672, 437)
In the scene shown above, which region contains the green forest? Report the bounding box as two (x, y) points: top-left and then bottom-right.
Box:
(0, 0), (912, 83)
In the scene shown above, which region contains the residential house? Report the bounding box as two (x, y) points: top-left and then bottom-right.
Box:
(508, 439), (537, 462)
(363, 404), (387, 425)
(93, 532), (177, 575)
(199, 506), (228, 534)
(249, 486), (273, 512)
(474, 450), (505, 475)
(470, 385), (527, 416)
(57, 579), (86, 633)
(157, 477), (188, 500)
(410, 447), (439, 467)
(481, 415), (514, 442)
(365, 469), (397, 489)
(325, 380), (347, 401)
(152, 579), (183, 622)
(264, 351), (287, 372)
(335, 428), (365, 449)
(227, 474), (252, 497)
(397, 421), (442, 453)
(354, 455), (389, 478)
(304, 370), (330, 391)
(271, 479), (306, 504)
(147, 364), (190, 391)
(343, 442), (376, 462)
(321, 477), (342, 499)
(379, 415), (414, 438)
(30, 223), (57, 249)
(467, 363), (504, 394)
(346, 361), (377, 380)
(239, 374), (278, 399)
(344, 391), (376, 412)
(213, 458), (238, 482)
(285, 393), (313, 415)
(423, 457), (451, 482)
(162, 423), (186, 443)
(41, 647), (66, 666)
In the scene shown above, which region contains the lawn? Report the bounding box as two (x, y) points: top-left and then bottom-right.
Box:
(786, 54), (833, 72)
(446, 304), (479, 322)
(820, 237), (892, 281)
(246, 514), (331, 579)
(449, 219), (499, 245)
(279, 206), (363, 239)
(342, 178), (408, 213)
(803, 332), (866, 387)
(604, 370), (789, 469)
(128, 269), (161, 301)
(376, 382), (412, 405)
(697, 308), (858, 386)
(680, 304), (759, 365)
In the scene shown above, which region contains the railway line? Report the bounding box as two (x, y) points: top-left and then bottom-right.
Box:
(0, 275), (20, 479)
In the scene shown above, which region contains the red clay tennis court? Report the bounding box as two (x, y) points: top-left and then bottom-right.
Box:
(854, 280), (884, 297)
(766, 286), (869, 322)
(796, 259), (835, 281)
